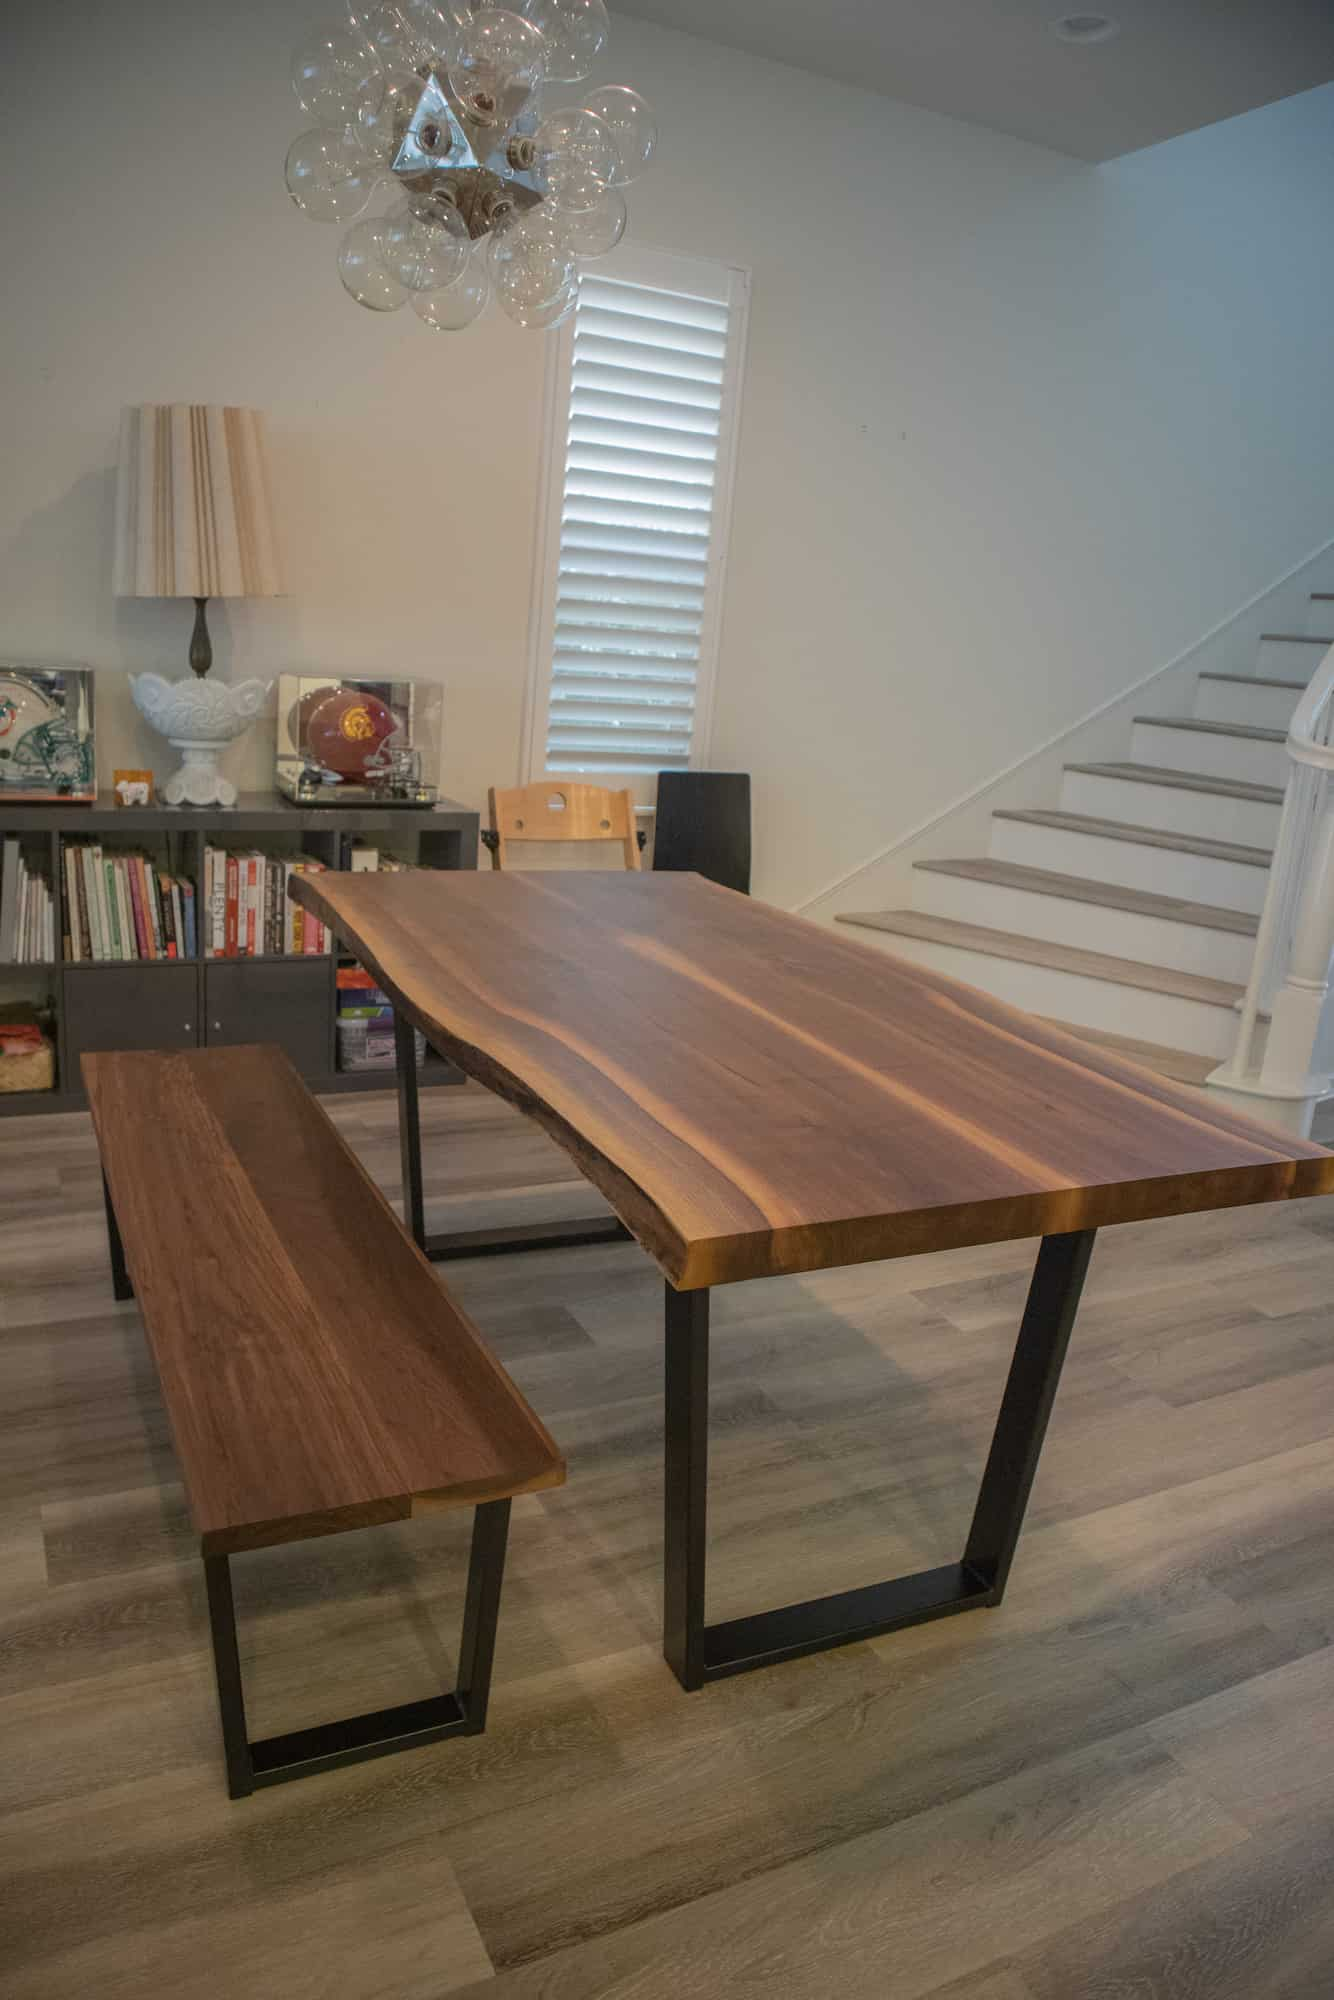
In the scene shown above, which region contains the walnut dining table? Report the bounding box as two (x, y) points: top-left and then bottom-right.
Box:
(289, 868), (1334, 1692)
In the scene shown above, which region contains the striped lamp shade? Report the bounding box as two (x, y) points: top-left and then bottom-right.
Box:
(113, 405), (284, 599)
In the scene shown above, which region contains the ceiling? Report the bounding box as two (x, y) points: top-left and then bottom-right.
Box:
(611, 0), (1334, 161)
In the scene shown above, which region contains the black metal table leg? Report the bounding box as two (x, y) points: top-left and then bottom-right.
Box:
(663, 1287), (710, 1691)
(101, 1172), (134, 1303)
(392, 1005), (632, 1263)
(395, 1009), (427, 1252)
(202, 1496), (515, 1798)
(963, 1228), (1097, 1601)
(661, 1228), (1097, 1689)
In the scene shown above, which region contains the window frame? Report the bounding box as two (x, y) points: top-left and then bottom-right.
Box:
(519, 244), (752, 805)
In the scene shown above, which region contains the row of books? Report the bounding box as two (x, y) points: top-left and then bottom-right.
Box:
(63, 843), (196, 962)
(202, 849), (333, 958)
(0, 839), (56, 964)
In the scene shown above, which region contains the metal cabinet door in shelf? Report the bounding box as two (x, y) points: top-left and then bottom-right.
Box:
(204, 959), (332, 1078)
(64, 965), (201, 1070)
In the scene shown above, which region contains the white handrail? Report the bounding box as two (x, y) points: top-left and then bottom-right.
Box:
(1208, 640), (1334, 1131)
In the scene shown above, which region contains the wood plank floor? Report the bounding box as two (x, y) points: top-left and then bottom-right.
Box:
(3, 1081), (1334, 1996)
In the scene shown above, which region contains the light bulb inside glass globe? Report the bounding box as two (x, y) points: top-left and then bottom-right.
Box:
(339, 213), (412, 309)
(518, 0), (609, 82)
(581, 84), (656, 184)
(558, 186), (626, 257)
(292, 29), (383, 125)
(451, 7), (548, 125)
(285, 126), (378, 222)
(412, 255), (491, 330)
(355, 64), (426, 167)
(381, 198), (471, 290)
(533, 106), (615, 192)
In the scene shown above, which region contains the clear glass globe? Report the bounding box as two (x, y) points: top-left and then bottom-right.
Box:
(355, 64), (425, 167)
(381, 199), (470, 290)
(518, 0), (608, 82)
(338, 214), (411, 310)
(533, 107), (615, 192)
(412, 256), (491, 330)
(285, 127), (377, 223)
(490, 213), (577, 325)
(347, 2), (429, 68)
(292, 28), (383, 125)
(498, 275), (577, 329)
(451, 7), (548, 124)
(581, 84), (656, 184)
(558, 186), (626, 257)
(542, 161), (608, 214)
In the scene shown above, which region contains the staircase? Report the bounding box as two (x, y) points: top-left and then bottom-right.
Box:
(837, 594), (1334, 1075)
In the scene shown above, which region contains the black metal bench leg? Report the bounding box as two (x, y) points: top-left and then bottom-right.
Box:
(662, 1228), (1097, 1688)
(392, 1003), (631, 1263)
(456, 1497), (512, 1732)
(201, 1497), (514, 1797)
(204, 1553), (255, 1800)
(101, 1172), (134, 1302)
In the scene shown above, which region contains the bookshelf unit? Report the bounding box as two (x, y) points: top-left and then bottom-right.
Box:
(0, 791), (479, 1117)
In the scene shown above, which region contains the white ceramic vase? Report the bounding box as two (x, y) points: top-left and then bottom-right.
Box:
(129, 673), (271, 808)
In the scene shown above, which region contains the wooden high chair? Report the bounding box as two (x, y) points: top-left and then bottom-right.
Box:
(484, 782), (646, 871)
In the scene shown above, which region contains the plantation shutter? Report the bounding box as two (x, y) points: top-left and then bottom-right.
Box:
(525, 249), (750, 801)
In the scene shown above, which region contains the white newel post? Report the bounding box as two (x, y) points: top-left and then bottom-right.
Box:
(1206, 640), (1334, 1138)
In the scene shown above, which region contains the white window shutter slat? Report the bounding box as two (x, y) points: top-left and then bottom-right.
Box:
(524, 252), (749, 798)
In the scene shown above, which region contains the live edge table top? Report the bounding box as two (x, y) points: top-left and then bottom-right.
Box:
(290, 869), (1334, 1290)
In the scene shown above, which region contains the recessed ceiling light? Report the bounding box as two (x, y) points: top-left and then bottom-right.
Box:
(1050, 13), (1122, 43)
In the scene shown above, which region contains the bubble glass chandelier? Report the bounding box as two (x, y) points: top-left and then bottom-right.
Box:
(285, 2), (656, 333)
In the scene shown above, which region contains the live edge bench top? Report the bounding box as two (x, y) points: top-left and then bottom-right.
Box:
(83, 1046), (564, 1556)
(288, 869), (1334, 1290)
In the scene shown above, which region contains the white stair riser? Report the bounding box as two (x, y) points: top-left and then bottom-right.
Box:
(852, 926), (1241, 1059)
(1059, 769), (1281, 847)
(1256, 637), (1326, 681)
(1057, 769), (1282, 848)
(1193, 679), (1301, 731)
(988, 819), (1269, 916)
(1130, 722), (1288, 789)
(1307, 599), (1334, 640)
(915, 869), (1254, 983)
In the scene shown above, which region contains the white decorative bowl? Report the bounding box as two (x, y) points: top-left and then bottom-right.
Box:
(129, 673), (271, 807)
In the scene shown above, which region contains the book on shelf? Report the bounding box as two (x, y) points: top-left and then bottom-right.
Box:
(201, 848), (333, 959)
(0, 839), (55, 965)
(60, 844), (196, 964)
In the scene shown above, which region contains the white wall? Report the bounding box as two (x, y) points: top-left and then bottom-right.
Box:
(2, 3), (1332, 905)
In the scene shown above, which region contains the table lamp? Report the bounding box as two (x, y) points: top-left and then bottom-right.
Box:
(113, 404), (283, 806)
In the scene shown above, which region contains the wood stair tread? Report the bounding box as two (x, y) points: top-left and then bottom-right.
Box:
(835, 910), (1245, 1007)
(1133, 714), (1285, 743)
(1036, 1021), (1216, 1086)
(1064, 760), (1284, 804)
(1197, 672), (1306, 691)
(914, 856), (1258, 934)
(992, 808), (1270, 867)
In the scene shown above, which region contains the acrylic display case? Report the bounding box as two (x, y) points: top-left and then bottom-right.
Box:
(0, 664), (96, 804)
(275, 675), (442, 807)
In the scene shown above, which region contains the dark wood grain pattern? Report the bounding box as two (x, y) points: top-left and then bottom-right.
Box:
(81, 1046), (563, 1554)
(288, 871), (1334, 1289)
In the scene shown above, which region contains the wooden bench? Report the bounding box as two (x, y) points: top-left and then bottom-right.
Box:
(82, 1044), (564, 1799)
